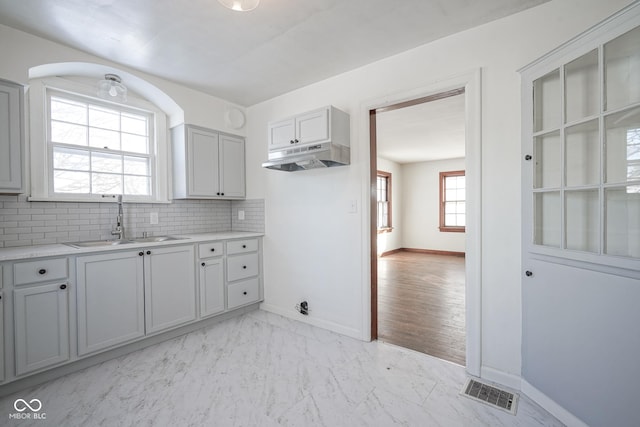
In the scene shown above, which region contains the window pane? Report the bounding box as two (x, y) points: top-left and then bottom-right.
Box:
(605, 186), (640, 258)
(92, 173), (122, 194)
(121, 113), (147, 136)
(53, 147), (90, 171)
(89, 105), (120, 131)
(534, 131), (561, 188)
(565, 49), (599, 123)
(566, 119), (600, 187)
(124, 175), (151, 196)
(51, 98), (87, 124)
(534, 69), (561, 132)
(534, 191), (561, 247)
(89, 127), (120, 150)
(605, 106), (640, 183)
(51, 121), (87, 146)
(92, 152), (122, 173)
(124, 156), (149, 176)
(122, 133), (149, 154)
(54, 170), (90, 193)
(565, 190), (599, 253)
(604, 26), (640, 111)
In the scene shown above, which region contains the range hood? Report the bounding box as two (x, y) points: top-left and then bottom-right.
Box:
(262, 142), (350, 172)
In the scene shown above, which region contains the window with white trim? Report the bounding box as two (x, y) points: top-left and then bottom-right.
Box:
(48, 90), (155, 199)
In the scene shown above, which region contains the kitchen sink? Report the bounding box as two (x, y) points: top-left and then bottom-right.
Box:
(65, 239), (134, 248)
(131, 236), (185, 243)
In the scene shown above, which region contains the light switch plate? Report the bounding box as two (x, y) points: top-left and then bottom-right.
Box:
(150, 212), (159, 224)
(238, 210), (245, 220)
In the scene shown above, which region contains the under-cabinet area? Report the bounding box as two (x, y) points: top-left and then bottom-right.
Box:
(0, 232), (262, 390)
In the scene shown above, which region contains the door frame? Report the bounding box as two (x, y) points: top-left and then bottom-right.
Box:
(363, 69), (482, 376)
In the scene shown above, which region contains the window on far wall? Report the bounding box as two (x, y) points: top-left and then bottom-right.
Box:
(48, 90), (155, 199)
(439, 170), (466, 232)
(377, 170), (392, 232)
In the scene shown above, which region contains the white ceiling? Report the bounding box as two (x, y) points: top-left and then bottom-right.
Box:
(376, 94), (465, 164)
(0, 0), (548, 106)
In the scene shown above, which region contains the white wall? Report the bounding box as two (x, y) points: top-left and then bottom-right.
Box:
(402, 158), (466, 253)
(376, 157), (403, 255)
(246, 0), (633, 380)
(0, 24), (245, 134)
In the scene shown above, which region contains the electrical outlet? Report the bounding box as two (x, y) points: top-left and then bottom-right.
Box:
(150, 212), (159, 225)
(238, 210), (245, 220)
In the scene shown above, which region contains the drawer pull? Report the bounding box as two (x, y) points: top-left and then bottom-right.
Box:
(242, 244), (247, 249)
(243, 291), (247, 295)
(201, 262), (206, 267)
(60, 284), (67, 290)
(243, 265), (247, 269)
(211, 248), (216, 252)
(38, 268), (47, 275)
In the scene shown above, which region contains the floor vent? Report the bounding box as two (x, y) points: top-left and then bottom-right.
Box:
(461, 378), (518, 415)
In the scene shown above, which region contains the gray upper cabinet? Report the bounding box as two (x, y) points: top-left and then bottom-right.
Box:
(267, 106), (349, 152)
(0, 79), (24, 193)
(172, 124), (245, 200)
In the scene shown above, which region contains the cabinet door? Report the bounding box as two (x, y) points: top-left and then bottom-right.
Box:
(0, 292), (4, 381)
(14, 283), (69, 375)
(144, 245), (196, 334)
(296, 108), (329, 145)
(268, 117), (295, 151)
(219, 134), (245, 199)
(0, 80), (23, 192)
(188, 126), (220, 197)
(77, 251), (145, 356)
(199, 258), (225, 318)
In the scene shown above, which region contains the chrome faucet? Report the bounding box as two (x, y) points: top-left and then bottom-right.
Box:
(111, 195), (125, 240)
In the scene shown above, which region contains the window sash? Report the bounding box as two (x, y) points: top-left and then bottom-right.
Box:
(440, 170), (466, 232)
(46, 89), (156, 200)
(377, 171), (392, 231)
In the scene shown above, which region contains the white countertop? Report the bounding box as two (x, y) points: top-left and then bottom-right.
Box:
(0, 231), (263, 262)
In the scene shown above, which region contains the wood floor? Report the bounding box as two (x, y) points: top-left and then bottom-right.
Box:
(377, 251), (466, 365)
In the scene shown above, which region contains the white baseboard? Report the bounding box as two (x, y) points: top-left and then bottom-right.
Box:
(260, 303), (363, 340)
(521, 379), (589, 427)
(480, 366), (522, 390)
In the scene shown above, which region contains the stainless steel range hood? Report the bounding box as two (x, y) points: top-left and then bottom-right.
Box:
(262, 142), (350, 172)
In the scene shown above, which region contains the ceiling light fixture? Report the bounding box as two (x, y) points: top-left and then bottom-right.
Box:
(218, 0), (259, 12)
(97, 74), (127, 103)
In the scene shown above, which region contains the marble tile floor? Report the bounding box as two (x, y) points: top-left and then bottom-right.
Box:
(0, 310), (563, 427)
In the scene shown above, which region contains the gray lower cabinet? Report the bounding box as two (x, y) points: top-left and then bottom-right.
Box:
(76, 251), (145, 356)
(13, 282), (70, 375)
(199, 258), (225, 318)
(144, 245), (196, 334)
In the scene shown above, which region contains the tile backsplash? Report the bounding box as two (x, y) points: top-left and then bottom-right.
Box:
(0, 195), (264, 248)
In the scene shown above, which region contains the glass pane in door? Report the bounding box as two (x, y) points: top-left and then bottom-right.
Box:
(566, 119), (600, 187)
(565, 49), (599, 123)
(605, 185), (640, 258)
(534, 131), (561, 188)
(534, 69), (561, 132)
(605, 106), (640, 183)
(604, 26), (640, 111)
(565, 189), (599, 253)
(534, 191), (561, 247)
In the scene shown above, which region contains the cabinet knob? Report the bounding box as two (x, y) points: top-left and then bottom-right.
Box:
(290, 140), (295, 144)
(243, 291), (247, 295)
(294, 139), (299, 143)
(211, 248), (216, 252)
(139, 252), (144, 256)
(221, 193), (225, 196)
(525, 154), (532, 161)
(201, 262), (206, 267)
(525, 270), (533, 277)
(243, 265), (247, 269)
(60, 284), (67, 290)
(217, 192), (220, 196)
(146, 250), (151, 255)
(242, 244), (247, 249)
(38, 268), (47, 275)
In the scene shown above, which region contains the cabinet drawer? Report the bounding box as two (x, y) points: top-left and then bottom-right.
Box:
(227, 278), (260, 309)
(14, 258), (68, 285)
(198, 242), (224, 258)
(227, 253), (259, 282)
(227, 238), (258, 255)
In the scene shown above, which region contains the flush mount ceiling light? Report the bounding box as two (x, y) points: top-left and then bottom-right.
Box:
(218, 0), (259, 12)
(97, 74), (127, 103)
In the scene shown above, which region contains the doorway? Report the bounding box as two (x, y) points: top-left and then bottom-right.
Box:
(368, 76), (481, 372)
